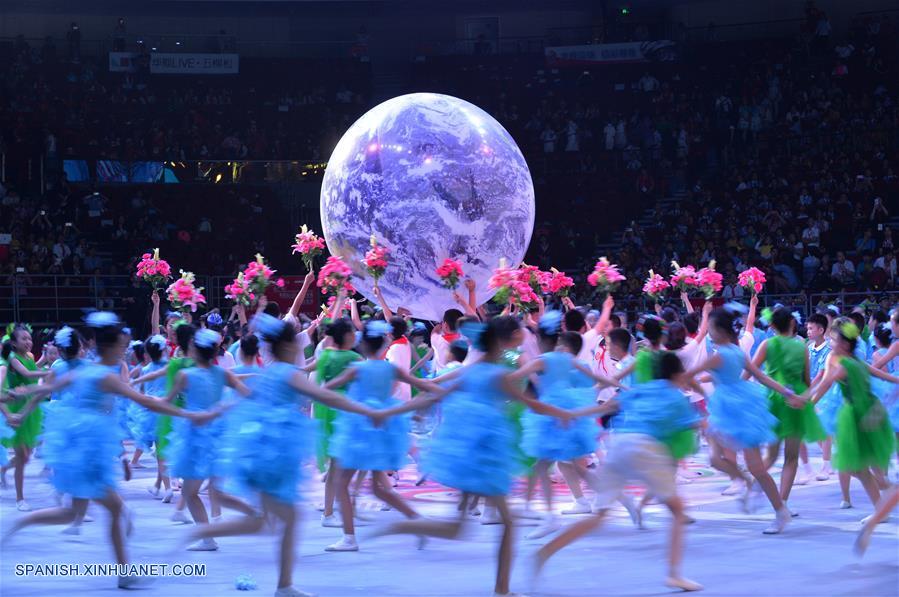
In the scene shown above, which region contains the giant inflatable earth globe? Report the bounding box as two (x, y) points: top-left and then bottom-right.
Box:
(320, 93), (535, 321)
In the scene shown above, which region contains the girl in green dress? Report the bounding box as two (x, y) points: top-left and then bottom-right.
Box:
(316, 318), (362, 527)
(752, 308), (824, 507)
(804, 319), (897, 513)
(1, 326), (51, 510)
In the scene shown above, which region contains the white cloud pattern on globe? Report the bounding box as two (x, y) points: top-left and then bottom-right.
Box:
(320, 93), (535, 320)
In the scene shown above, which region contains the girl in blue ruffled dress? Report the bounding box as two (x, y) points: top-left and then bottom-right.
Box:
(322, 320), (442, 552)
(511, 311), (620, 540)
(686, 308), (798, 534)
(165, 328), (253, 551)
(368, 316), (573, 596)
(125, 339), (153, 470)
(184, 314), (387, 597)
(136, 336), (170, 498)
(869, 324), (899, 465)
(3, 312), (220, 589)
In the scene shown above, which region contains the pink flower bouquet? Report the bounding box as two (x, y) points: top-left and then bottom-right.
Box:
(291, 224), (326, 271)
(489, 260), (540, 312)
(167, 270), (206, 313)
(243, 254), (284, 299)
(224, 272), (252, 307)
(539, 268), (574, 297)
(363, 236), (389, 285)
(517, 264), (543, 294)
(135, 248), (172, 290)
(642, 270), (670, 303)
(436, 258), (464, 290)
(669, 261), (699, 293)
(317, 255), (355, 296)
(738, 267), (766, 295)
(696, 261), (723, 299)
(587, 257), (626, 296)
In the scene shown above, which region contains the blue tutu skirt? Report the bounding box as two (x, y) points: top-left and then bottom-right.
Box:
(0, 417), (13, 466)
(43, 404), (122, 499)
(869, 376), (899, 433)
(521, 387), (597, 461)
(816, 385), (843, 437)
(126, 402), (158, 452)
(708, 381), (777, 450)
(115, 397), (132, 439)
(329, 396), (410, 471)
(424, 393), (517, 496)
(168, 416), (223, 480)
(220, 400), (314, 504)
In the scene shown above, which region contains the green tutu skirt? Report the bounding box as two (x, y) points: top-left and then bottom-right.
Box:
(1, 399), (42, 449)
(664, 428), (698, 461)
(507, 401), (536, 476)
(833, 401), (895, 472)
(313, 402), (337, 472)
(769, 394), (826, 442)
(155, 396), (184, 460)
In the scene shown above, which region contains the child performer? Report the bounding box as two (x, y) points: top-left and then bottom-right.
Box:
(752, 308), (825, 511)
(368, 316), (573, 596)
(804, 319), (897, 516)
(322, 320), (442, 551)
(534, 352), (703, 592)
(686, 308), (797, 533)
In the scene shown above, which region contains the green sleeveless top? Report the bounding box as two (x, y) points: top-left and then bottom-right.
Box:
(7, 353), (39, 389)
(838, 357), (876, 412)
(765, 336), (808, 394)
(633, 349), (658, 384)
(315, 348), (362, 389)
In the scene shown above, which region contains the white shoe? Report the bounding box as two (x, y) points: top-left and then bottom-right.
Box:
(794, 468), (811, 486)
(839, 500), (853, 509)
(516, 507), (544, 520)
(721, 479), (745, 496)
(665, 576), (704, 592)
(82, 514), (94, 523)
(783, 503), (799, 517)
(324, 536), (359, 552)
(815, 463), (832, 481)
(763, 508), (792, 535)
(561, 498), (591, 515)
(274, 586), (316, 597)
(171, 510), (192, 524)
(61, 525), (81, 535)
(211, 515), (222, 524)
(186, 538), (218, 551)
(526, 516), (561, 540)
(675, 473), (694, 485)
(860, 514), (890, 525)
(162, 490), (174, 504)
(16, 500), (30, 512)
(320, 514), (342, 528)
(147, 486), (162, 499)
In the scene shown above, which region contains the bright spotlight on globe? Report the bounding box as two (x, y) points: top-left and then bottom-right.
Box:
(320, 93), (536, 321)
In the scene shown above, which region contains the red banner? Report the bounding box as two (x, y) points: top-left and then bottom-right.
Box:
(266, 276), (319, 317)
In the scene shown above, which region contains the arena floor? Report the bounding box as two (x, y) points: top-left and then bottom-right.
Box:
(2, 446), (897, 597)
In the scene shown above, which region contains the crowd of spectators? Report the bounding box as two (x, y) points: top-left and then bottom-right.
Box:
(410, 9), (898, 305)
(0, 35), (371, 166)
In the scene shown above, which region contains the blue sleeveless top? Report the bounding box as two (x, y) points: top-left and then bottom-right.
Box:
(182, 366), (226, 411)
